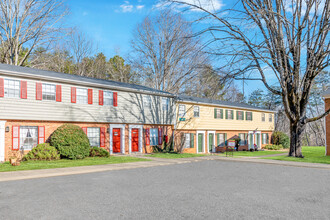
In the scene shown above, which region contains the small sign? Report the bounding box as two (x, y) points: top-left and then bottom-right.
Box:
(179, 118), (186, 121)
(227, 140), (235, 147)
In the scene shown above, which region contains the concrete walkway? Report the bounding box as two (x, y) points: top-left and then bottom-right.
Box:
(1, 154), (330, 182)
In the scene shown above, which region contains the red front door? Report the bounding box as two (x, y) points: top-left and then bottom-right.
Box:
(113, 128), (121, 153)
(132, 128), (139, 152)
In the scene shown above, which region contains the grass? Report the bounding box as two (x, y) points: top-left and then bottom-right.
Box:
(223, 150), (287, 157)
(146, 153), (207, 159)
(0, 156), (150, 172)
(263, 146), (330, 164)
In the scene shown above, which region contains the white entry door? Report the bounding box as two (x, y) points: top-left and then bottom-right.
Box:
(0, 121), (6, 162)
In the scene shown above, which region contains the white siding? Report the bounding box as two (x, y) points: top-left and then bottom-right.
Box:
(0, 75), (175, 125)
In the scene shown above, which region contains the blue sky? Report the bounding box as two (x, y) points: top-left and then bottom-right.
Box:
(66, 0), (273, 97)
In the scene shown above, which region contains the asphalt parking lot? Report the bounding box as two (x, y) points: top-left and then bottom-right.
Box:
(1, 160), (330, 220)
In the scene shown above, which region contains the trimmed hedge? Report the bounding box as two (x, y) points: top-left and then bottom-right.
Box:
(264, 144), (283, 150)
(271, 131), (290, 149)
(90, 147), (110, 157)
(22, 143), (60, 161)
(50, 124), (90, 159)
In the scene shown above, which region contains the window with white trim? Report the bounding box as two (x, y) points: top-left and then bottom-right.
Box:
(215, 108), (223, 119)
(262, 133), (268, 144)
(226, 109), (234, 120)
(261, 113), (265, 122)
(42, 83), (56, 101)
(246, 112), (253, 121)
(4, 79), (20, 98)
(76, 88), (88, 104)
(162, 97), (169, 111)
(150, 128), (158, 146)
(87, 127), (100, 147)
(143, 95), (151, 108)
(218, 133), (225, 146)
(20, 126), (38, 150)
(237, 111), (244, 120)
(239, 133), (247, 145)
(194, 106), (200, 117)
(178, 104), (186, 117)
(269, 114), (272, 122)
(104, 90), (113, 106)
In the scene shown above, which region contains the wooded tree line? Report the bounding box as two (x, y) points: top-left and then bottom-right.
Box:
(0, 0), (329, 156)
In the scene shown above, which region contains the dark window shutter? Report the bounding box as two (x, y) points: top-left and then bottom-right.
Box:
(190, 133), (194, 148)
(36, 83), (42, 100)
(158, 128), (163, 145)
(71, 87), (76, 103)
(38, 126), (45, 144)
(225, 110), (228, 119)
(242, 111), (244, 120)
(20, 81), (27, 99)
(224, 133), (227, 146)
(100, 127), (105, 148)
(99, 90), (103, 105)
(251, 112), (253, 121)
(113, 92), (118, 106)
(231, 110), (234, 119)
(12, 126), (20, 151)
(214, 108), (217, 118)
(220, 109), (223, 119)
(266, 133), (269, 144)
(56, 85), (62, 102)
(88, 89), (93, 104)
(0, 78), (4, 97)
(236, 111), (239, 120)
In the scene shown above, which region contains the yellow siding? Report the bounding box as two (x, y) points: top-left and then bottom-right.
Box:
(176, 103), (274, 131)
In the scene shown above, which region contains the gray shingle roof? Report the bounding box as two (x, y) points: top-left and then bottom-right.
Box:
(0, 63), (173, 97)
(177, 95), (276, 112)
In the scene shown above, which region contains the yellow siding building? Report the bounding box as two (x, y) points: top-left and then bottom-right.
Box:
(174, 96), (275, 154)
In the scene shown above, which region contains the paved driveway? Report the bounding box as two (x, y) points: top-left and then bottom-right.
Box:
(1, 160), (330, 220)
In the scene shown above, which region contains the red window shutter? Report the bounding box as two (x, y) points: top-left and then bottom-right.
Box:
(38, 126), (45, 144)
(20, 81), (27, 99)
(56, 85), (62, 102)
(100, 127), (105, 148)
(165, 135), (168, 143)
(88, 89), (93, 104)
(36, 82), (42, 100)
(113, 92), (118, 107)
(82, 127), (87, 135)
(71, 87), (76, 103)
(12, 126), (20, 151)
(158, 128), (163, 145)
(99, 90), (103, 106)
(145, 128), (150, 145)
(0, 78), (4, 97)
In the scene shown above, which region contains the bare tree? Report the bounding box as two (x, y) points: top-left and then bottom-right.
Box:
(0, 0), (68, 66)
(130, 9), (207, 94)
(167, 0), (330, 157)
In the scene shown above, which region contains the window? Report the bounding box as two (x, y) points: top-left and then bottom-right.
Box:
(20, 126), (38, 150)
(226, 109), (234, 120)
(214, 108), (223, 119)
(162, 97), (169, 110)
(269, 114), (273, 122)
(42, 83), (56, 101)
(104, 90), (113, 106)
(87, 127), (100, 147)
(178, 104), (186, 117)
(217, 133), (226, 146)
(262, 133), (269, 144)
(184, 133), (194, 148)
(261, 113), (265, 122)
(246, 112), (253, 121)
(237, 111), (244, 120)
(77, 88), (88, 104)
(4, 79), (20, 98)
(150, 128), (158, 146)
(239, 133), (247, 145)
(143, 96), (151, 108)
(194, 106), (200, 117)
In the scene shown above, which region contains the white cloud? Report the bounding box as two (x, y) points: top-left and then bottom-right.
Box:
(136, 5), (145, 10)
(154, 0), (224, 12)
(120, 1), (134, 13)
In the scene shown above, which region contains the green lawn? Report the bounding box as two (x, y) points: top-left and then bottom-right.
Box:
(146, 153), (207, 159)
(263, 146), (330, 164)
(218, 150), (287, 157)
(0, 156), (150, 172)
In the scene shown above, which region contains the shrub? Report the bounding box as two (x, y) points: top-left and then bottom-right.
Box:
(272, 131), (290, 149)
(90, 147), (110, 157)
(264, 144), (283, 150)
(50, 124), (90, 159)
(23, 143), (60, 161)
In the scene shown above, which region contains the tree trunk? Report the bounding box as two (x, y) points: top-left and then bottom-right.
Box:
(289, 122), (306, 158)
